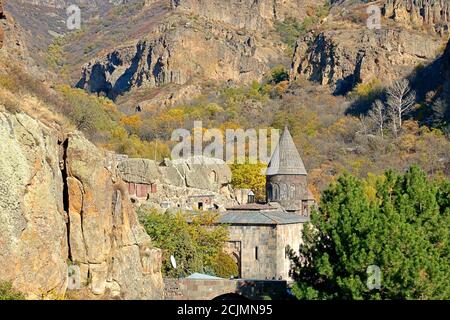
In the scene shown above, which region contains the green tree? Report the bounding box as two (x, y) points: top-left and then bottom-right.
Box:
(290, 166), (450, 300)
(139, 209), (237, 278)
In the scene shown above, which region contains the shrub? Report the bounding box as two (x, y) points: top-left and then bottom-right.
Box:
(210, 251), (239, 279)
(139, 209), (236, 278)
(0, 282), (25, 300)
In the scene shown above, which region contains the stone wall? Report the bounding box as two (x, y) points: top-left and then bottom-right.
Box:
(227, 223), (302, 281)
(164, 278), (288, 300)
(276, 224), (303, 280)
(228, 225), (278, 280)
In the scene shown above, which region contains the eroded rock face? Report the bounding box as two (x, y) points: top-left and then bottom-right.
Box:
(0, 110), (164, 299)
(383, 0), (450, 34)
(291, 28), (440, 93)
(65, 134), (164, 299)
(117, 156), (236, 211)
(0, 111), (68, 299)
(76, 15), (279, 100)
(170, 0), (317, 31)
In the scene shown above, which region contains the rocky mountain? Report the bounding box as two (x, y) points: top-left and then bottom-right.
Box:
(73, 0), (321, 106)
(291, 28), (441, 94)
(291, 0), (448, 94)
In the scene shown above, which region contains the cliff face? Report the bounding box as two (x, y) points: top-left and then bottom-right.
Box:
(291, 0), (448, 92)
(72, 0), (322, 104)
(0, 110), (164, 299)
(331, 0), (450, 32)
(291, 28), (440, 93)
(117, 157), (237, 211)
(0, 1), (4, 48)
(170, 0), (317, 31)
(76, 14), (281, 100)
(382, 0), (450, 34)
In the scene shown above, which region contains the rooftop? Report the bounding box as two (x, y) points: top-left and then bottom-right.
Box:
(218, 210), (309, 225)
(226, 203), (280, 211)
(266, 127), (307, 176)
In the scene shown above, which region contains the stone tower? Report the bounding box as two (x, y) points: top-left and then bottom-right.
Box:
(265, 127), (314, 216)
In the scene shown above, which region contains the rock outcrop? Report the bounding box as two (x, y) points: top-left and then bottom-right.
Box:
(0, 111), (68, 299)
(0, 109), (164, 299)
(383, 0), (450, 34)
(117, 156), (237, 211)
(65, 134), (164, 299)
(170, 0), (317, 32)
(76, 14), (280, 100)
(291, 28), (440, 93)
(330, 0), (450, 34)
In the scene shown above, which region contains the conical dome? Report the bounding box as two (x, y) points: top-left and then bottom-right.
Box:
(266, 127), (307, 176)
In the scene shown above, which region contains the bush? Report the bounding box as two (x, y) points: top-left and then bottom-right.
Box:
(0, 282), (25, 300)
(210, 251), (239, 279)
(270, 66), (290, 84)
(139, 209), (237, 278)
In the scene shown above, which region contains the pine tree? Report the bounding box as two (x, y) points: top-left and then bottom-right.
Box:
(290, 167), (450, 300)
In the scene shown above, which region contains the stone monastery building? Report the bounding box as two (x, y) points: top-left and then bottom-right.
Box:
(220, 127), (315, 281)
(116, 127), (315, 281)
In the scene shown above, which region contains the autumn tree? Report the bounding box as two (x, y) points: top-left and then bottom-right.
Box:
(139, 209), (237, 278)
(230, 162), (268, 201)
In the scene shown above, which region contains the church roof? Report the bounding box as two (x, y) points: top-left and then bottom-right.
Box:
(218, 211), (309, 225)
(266, 127), (307, 176)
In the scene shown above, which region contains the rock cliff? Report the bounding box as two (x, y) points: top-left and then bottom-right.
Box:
(170, 0), (317, 31)
(291, 28), (440, 93)
(76, 13), (281, 100)
(73, 0), (321, 104)
(382, 0), (450, 34)
(0, 109), (164, 299)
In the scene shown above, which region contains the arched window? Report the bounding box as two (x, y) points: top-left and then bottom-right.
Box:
(267, 184), (273, 201)
(289, 185), (296, 199)
(209, 170), (218, 183)
(273, 184), (280, 200)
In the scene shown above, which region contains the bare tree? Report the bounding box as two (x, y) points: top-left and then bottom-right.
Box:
(386, 79), (416, 129)
(368, 100), (387, 139)
(357, 114), (370, 138)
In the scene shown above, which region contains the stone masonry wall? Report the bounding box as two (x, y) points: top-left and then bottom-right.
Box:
(276, 224), (303, 280)
(227, 225), (278, 280)
(164, 278), (288, 300)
